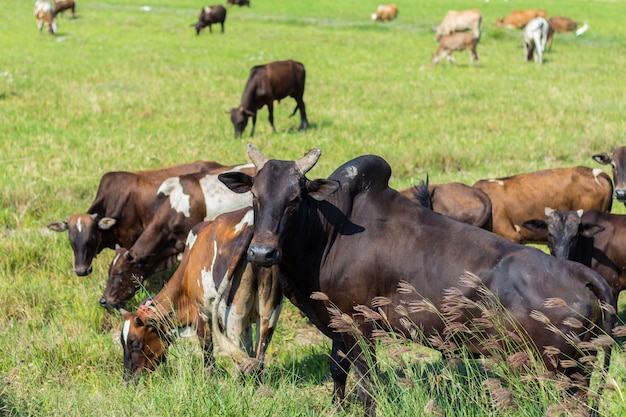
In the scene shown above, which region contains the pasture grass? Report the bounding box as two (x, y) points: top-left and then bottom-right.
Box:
(1, 0), (626, 415)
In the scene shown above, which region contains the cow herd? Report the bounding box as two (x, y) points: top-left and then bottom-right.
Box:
(47, 141), (626, 415)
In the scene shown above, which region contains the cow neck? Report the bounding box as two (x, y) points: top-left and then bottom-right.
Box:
(239, 82), (258, 114)
(145, 271), (195, 332)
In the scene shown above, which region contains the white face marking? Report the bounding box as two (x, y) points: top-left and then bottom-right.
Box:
(76, 217), (83, 233)
(185, 229), (198, 250)
(234, 209), (254, 233)
(343, 165), (358, 179)
(159, 177), (191, 217)
(200, 240), (219, 305)
(113, 253), (121, 266)
(488, 179), (504, 186)
(122, 319), (131, 344)
(199, 167), (252, 221)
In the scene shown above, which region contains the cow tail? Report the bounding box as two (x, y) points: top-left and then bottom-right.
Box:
(289, 104), (299, 118)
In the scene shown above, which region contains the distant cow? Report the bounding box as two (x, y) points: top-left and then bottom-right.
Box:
(433, 9), (482, 41)
(227, 0), (249, 6)
(119, 209), (282, 384)
(101, 164), (256, 309)
(230, 60), (309, 137)
(34, 0), (57, 35)
(192, 5), (226, 35)
(399, 181), (492, 230)
(432, 32), (479, 66)
(546, 16), (579, 50)
(473, 166), (613, 243)
(522, 208), (626, 314)
(52, 0), (75, 18)
(47, 161), (222, 276)
(495, 9), (547, 29)
(524, 17), (550, 64)
(219, 145), (613, 416)
(371, 4), (397, 22)
(593, 146), (626, 205)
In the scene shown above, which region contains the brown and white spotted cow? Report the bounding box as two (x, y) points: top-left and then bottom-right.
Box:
(473, 166), (613, 243)
(47, 161), (224, 276)
(119, 208), (282, 384)
(101, 164), (256, 309)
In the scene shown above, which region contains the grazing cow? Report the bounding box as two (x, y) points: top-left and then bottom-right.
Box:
(472, 166), (612, 244)
(230, 60), (309, 137)
(192, 5), (226, 35)
(47, 161), (222, 276)
(431, 32), (479, 66)
(546, 17), (579, 50)
(399, 181), (492, 230)
(34, 0), (57, 35)
(495, 9), (547, 29)
(219, 145), (614, 417)
(371, 4), (398, 22)
(433, 9), (482, 41)
(522, 208), (626, 315)
(227, 0), (249, 6)
(593, 146), (626, 205)
(524, 17), (550, 64)
(101, 164), (256, 309)
(52, 0), (75, 18)
(119, 209), (282, 384)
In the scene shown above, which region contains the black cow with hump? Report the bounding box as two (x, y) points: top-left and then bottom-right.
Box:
(219, 144), (614, 417)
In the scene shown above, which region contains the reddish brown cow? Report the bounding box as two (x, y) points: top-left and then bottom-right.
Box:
(119, 208), (282, 384)
(399, 181), (492, 230)
(101, 164), (256, 309)
(52, 0), (75, 18)
(593, 146), (626, 205)
(546, 16), (579, 50)
(473, 166), (613, 243)
(495, 9), (547, 29)
(230, 60), (309, 137)
(47, 161), (222, 276)
(371, 4), (398, 22)
(431, 32), (479, 66)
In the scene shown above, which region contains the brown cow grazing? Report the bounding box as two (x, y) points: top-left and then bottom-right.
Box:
(34, 0), (57, 35)
(219, 145), (614, 417)
(399, 181), (492, 230)
(230, 60), (309, 137)
(546, 16), (578, 50)
(593, 146), (626, 205)
(495, 9), (547, 29)
(52, 0), (75, 18)
(371, 4), (397, 22)
(473, 166), (613, 244)
(47, 161), (222, 276)
(192, 5), (226, 35)
(522, 208), (626, 317)
(101, 164), (255, 309)
(523, 17), (549, 64)
(119, 208), (282, 384)
(432, 32), (479, 66)
(433, 9), (482, 41)
(227, 0), (249, 6)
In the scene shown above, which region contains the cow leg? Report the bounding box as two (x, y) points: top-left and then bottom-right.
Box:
(220, 22), (224, 33)
(330, 339), (350, 407)
(250, 114), (257, 137)
(267, 103), (276, 133)
(342, 334), (376, 417)
(253, 266), (282, 375)
(208, 24), (212, 34)
(296, 99), (309, 132)
(197, 315), (215, 372)
(38, 21), (44, 34)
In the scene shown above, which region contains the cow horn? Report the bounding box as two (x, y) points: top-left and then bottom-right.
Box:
(118, 308), (129, 316)
(247, 144), (268, 169)
(295, 148), (322, 175)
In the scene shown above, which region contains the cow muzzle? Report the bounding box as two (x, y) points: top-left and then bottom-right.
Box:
(615, 188), (626, 203)
(247, 244), (280, 266)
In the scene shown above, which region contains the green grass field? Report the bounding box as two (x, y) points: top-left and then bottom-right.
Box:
(1, 0), (625, 415)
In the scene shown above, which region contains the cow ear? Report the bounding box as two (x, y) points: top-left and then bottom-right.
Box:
(306, 179), (340, 201)
(47, 221), (68, 232)
(219, 172), (254, 194)
(592, 153), (611, 165)
(99, 217), (117, 230)
(134, 315), (145, 327)
(520, 219), (547, 233)
(580, 223), (604, 238)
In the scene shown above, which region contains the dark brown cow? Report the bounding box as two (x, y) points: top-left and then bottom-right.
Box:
(227, 0), (249, 6)
(119, 208), (282, 384)
(230, 60), (309, 137)
(546, 16), (578, 50)
(399, 181), (492, 230)
(192, 5), (226, 35)
(47, 161), (223, 276)
(495, 9), (547, 29)
(52, 0), (75, 18)
(593, 146), (626, 205)
(219, 145), (613, 417)
(101, 164), (256, 309)
(522, 208), (626, 313)
(472, 166), (613, 243)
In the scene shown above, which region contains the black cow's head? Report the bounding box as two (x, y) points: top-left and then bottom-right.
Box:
(47, 213), (116, 276)
(100, 246), (144, 309)
(229, 107), (254, 138)
(593, 146), (626, 204)
(219, 144), (339, 266)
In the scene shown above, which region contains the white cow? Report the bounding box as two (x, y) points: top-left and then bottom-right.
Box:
(34, 0), (57, 35)
(433, 9), (482, 41)
(523, 17), (549, 64)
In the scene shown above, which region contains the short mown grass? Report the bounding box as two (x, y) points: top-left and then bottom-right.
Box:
(1, 0), (625, 415)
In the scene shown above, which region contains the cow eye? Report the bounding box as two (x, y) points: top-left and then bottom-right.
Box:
(131, 341), (141, 351)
